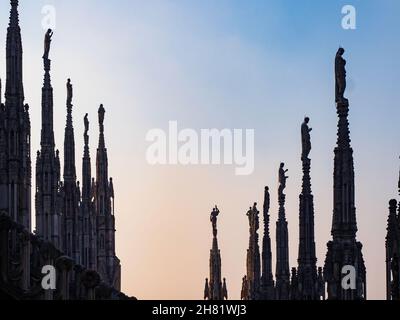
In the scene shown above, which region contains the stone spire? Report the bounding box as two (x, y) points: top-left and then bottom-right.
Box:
(323, 48), (366, 300)
(204, 206), (228, 300)
(242, 203), (261, 300)
(0, 0), (31, 230)
(275, 163), (290, 300)
(260, 187), (275, 299)
(95, 104), (121, 290)
(386, 199), (400, 300)
(6, 0), (24, 103)
(296, 117), (320, 300)
(61, 79), (82, 263)
(81, 114), (97, 270)
(35, 29), (62, 248)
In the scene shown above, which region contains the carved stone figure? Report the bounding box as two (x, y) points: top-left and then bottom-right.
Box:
(301, 117), (312, 160)
(278, 163), (288, 197)
(335, 47), (347, 103)
(210, 206), (219, 237)
(43, 28), (53, 60)
(84, 113), (89, 135)
(66, 79), (73, 105)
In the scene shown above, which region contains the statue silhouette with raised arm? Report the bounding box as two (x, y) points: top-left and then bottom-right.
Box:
(301, 117), (312, 161)
(43, 28), (53, 60)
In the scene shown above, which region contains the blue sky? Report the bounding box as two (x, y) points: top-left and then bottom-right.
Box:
(1, 0), (400, 300)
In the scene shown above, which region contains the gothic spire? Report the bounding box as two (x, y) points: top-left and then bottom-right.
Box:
(204, 206), (228, 300)
(275, 163), (290, 300)
(324, 48), (366, 300)
(96, 104), (109, 209)
(82, 114), (91, 201)
(6, 0), (24, 103)
(64, 79), (76, 181)
(297, 117), (319, 300)
(35, 29), (61, 248)
(260, 186), (275, 299)
(40, 29), (54, 149)
(243, 203), (261, 300)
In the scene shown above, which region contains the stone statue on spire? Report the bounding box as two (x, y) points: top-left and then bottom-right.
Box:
(84, 113), (89, 135)
(278, 162), (288, 197)
(98, 104), (105, 128)
(335, 47), (347, 104)
(301, 117), (312, 161)
(67, 78), (73, 105)
(210, 206), (219, 237)
(43, 28), (53, 60)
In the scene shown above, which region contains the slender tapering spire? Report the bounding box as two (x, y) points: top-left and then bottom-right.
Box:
(95, 104), (121, 290)
(324, 48), (366, 300)
(61, 78), (82, 263)
(35, 29), (61, 247)
(81, 113), (97, 269)
(0, 0), (31, 229)
(243, 203), (261, 300)
(297, 117), (319, 300)
(82, 114), (91, 201)
(204, 206), (228, 300)
(64, 79), (76, 181)
(6, 0), (24, 103)
(40, 29), (54, 148)
(276, 163), (290, 300)
(260, 187), (275, 299)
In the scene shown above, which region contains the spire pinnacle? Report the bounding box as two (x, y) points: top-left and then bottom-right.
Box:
(64, 78), (76, 180)
(98, 104), (106, 149)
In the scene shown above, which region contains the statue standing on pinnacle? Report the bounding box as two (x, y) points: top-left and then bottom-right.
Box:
(301, 117), (312, 161)
(84, 114), (89, 135)
(278, 163), (288, 197)
(43, 29), (53, 60)
(210, 206), (220, 237)
(67, 79), (73, 105)
(335, 47), (347, 104)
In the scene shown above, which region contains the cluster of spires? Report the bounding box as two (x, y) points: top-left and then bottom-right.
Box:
(0, 0), (120, 290)
(204, 48), (369, 300)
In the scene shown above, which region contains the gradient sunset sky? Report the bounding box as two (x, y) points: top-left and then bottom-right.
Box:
(1, 0), (400, 300)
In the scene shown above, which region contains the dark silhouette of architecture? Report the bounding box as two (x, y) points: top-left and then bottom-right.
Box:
(35, 28), (62, 250)
(242, 203), (262, 300)
(0, 0), (31, 231)
(296, 117), (322, 300)
(275, 163), (290, 300)
(204, 206), (228, 300)
(0, 0), (126, 300)
(386, 168), (400, 300)
(260, 187), (275, 299)
(323, 48), (366, 300)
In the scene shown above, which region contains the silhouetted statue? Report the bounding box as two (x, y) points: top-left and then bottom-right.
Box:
(301, 117), (312, 160)
(67, 79), (73, 105)
(210, 206), (220, 237)
(278, 163), (288, 197)
(43, 28), (53, 60)
(99, 104), (105, 127)
(335, 47), (347, 103)
(84, 113), (89, 135)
